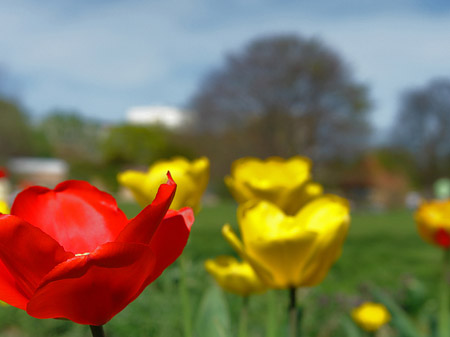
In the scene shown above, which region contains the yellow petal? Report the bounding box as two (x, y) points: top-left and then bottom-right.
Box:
(352, 302), (391, 332)
(238, 201), (308, 242)
(224, 175), (251, 204)
(236, 196), (350, 288)
(222, 224), (246, 258)
(246, 232), (318, 288)
(296, 195), (350, 286)
(204, 256), (267, 296)
(190, 157), (210, 188)
(282, 181), (324, 215)
(298, 181), (323, 205)
(226, 156), (312, 214)
(118, 157), (210, 211)
(295, 194), (350, 234)
(117, 171), (152, 207)
(237, 201), (318, 288)
(148, 157), (208, 211)
(0, 201), (9, 214)
(222, 224), (274, 285)
(231, 156), (311, 189)
(302, 182), (323, 198)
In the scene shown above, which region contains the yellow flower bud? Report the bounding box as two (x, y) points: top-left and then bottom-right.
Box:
(352, 302), (391, 332)
(205, 256), (266, 296)
(415, 199), (450, 248)
(118, 157), (209, 212)
(223, 195), (350, 288)
(225, 156), (320, 215)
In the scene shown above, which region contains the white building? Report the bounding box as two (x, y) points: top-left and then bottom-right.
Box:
(8, 157), (69, 188)
(126, 105), (190, 129)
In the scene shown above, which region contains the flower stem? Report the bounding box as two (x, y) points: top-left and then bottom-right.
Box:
(179, 255), (192, 337)
(439, 249), (450, 337)
(238, 296), (249, 337)
(266, 291), (277, 337)
(89, 325), (105, 337)
(289, 287), (300, 337)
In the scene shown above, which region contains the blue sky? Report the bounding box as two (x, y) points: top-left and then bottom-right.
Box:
(1, 0), (449, 132)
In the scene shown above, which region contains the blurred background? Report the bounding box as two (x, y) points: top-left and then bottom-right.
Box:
(1, 0), (450, 208)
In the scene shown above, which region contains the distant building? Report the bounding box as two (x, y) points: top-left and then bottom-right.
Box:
(126, 105), (189, 129)
(340, 155), (409, 209)
(0, 167), (10, 202)
(8, 157), (69, 189)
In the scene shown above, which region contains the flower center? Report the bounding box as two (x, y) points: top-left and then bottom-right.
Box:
(75, 252), (91, 257)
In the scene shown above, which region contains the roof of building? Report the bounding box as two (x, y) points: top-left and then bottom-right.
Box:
(126, 105), (186, 128)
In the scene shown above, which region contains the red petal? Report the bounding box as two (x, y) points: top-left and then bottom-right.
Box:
(144, 207), (194, 286)
(0, 260), (29, 310)
(116, 174), (176, 244)
(27, 242), (156, 325)
(0, 215), (72, 300)
(11, 180), (128, 254)
(435, 228), (450, 248)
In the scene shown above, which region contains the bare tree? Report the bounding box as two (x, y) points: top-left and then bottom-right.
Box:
(189, 34), (371, 162)
(392, 78), (450, 186)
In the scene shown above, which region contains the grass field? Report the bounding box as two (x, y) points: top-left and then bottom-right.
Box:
(0, 200), (442, 336)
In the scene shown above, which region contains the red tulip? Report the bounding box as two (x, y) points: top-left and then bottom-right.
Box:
(0, 174), (193, 325)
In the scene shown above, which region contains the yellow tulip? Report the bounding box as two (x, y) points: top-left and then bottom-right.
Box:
(223, 195), (350, 288)
(118, 157), (209, 212)
(205, 255), (267, 296)
(352, 302), (391, 332)
(415, 199), (450, 248)
(225, 156), (321, 215)
(0, 201), (8, 214)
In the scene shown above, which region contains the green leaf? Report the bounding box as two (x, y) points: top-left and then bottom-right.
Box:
(340, 314), (363, 337)
(194, 284), (231, 337)
(370, 285), (424, 337)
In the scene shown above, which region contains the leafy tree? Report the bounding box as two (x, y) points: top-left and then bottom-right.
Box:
(391, 78), (450, 186)
(0, 99), (34, 160)
(102, 124), (193, 166)
(38, 111), (102, 162)
(190, 34), (371, 162)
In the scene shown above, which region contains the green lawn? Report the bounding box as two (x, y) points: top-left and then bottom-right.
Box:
(0, 201), (442, 336)
(327, 208), (440, 292)
(187, 201), (441, 292)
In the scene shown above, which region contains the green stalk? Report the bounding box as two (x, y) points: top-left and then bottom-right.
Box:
(289, 287), (300, 337)
(266, 291), (277, 337)
(238, 296), (249, 337)
(439, 249), (450, 337)
(89, 325), (105, 337)
(179, 255), (192, 337)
